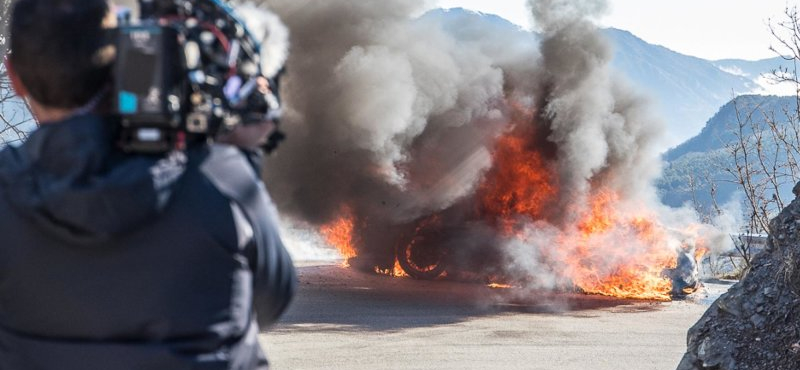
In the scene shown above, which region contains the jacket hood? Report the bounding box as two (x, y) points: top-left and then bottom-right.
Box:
(0, 114), (186, 245)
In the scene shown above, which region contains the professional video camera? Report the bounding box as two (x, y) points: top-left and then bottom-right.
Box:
(113, 0), (284, 153)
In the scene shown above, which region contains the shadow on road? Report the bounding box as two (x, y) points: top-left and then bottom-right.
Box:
(275, 265), (663, 332)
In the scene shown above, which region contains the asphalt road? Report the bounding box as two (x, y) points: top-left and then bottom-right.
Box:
(259, 263), (728, 370)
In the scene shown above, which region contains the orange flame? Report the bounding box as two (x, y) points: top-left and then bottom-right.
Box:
(375, 259), (409, 277)
(695, 247), (708, 261)
(320, 207), (357, 267)
(479, 132), (557, 232)
(480, 121), (686, 300)
(553, 190), (677, 301)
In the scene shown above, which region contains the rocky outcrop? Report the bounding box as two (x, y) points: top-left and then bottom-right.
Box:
(678, 189), (800, 370)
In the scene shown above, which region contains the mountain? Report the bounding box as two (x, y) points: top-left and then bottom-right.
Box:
(658, 95), (799, 209)
(418, 8), (539, 59)
(603, 28), (762, 148)
(424, 8), (785, 150)
(713, 57), (794, 80)
(712, 57), (797, 96)
(423, 7), (531, 36)
(664, 95), (796, 161)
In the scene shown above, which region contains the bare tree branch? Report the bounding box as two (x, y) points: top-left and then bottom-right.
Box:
(719, 6), (800, 268)
(0, 0), (35, 146)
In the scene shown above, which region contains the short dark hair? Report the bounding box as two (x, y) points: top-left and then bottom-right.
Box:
(10, 0), (112, 108)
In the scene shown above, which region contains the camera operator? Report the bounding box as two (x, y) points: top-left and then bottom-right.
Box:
(0, 0), (296, 369)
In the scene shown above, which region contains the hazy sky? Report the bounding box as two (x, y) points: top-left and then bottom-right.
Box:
(435, 0), (796, 61)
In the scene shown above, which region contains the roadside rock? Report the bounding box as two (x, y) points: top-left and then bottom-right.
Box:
(677, 187), (800, 370)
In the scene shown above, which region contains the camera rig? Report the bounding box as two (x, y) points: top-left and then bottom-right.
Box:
(113, 0), (283, 153)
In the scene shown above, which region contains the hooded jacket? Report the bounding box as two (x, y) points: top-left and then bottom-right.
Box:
(0, 114), (296, 369)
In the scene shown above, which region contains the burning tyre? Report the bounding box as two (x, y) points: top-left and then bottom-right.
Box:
(396, 229), (448, 280)
(392, 210), (506, 281)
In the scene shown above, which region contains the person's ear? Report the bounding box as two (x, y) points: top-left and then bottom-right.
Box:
(4, 57), (29, 100)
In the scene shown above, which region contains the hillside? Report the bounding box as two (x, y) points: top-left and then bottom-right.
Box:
(664, 95), (796, 161)
(603, 28), (760, 148)
(659, 95), (799, 209)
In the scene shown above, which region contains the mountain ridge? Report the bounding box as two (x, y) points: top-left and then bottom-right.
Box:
(426, 8), (791, 149)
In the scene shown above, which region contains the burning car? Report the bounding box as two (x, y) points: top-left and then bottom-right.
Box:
(386, 198), (702, 300)
(325, 140), (707, 302)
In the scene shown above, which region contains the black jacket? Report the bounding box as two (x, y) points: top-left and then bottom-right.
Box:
(0, 114), (296, 369)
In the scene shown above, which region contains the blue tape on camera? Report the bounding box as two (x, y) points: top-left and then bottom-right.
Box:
(118, 91), (138, 114)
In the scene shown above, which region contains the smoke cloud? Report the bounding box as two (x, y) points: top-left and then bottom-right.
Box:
(259, 0), (730, 291)
(528, 0), (663, 213)
(260, 0), (539, 266)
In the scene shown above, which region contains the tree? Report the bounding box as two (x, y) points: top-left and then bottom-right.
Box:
(0, 0), (35, 146)
(716, 6), (800, 270)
